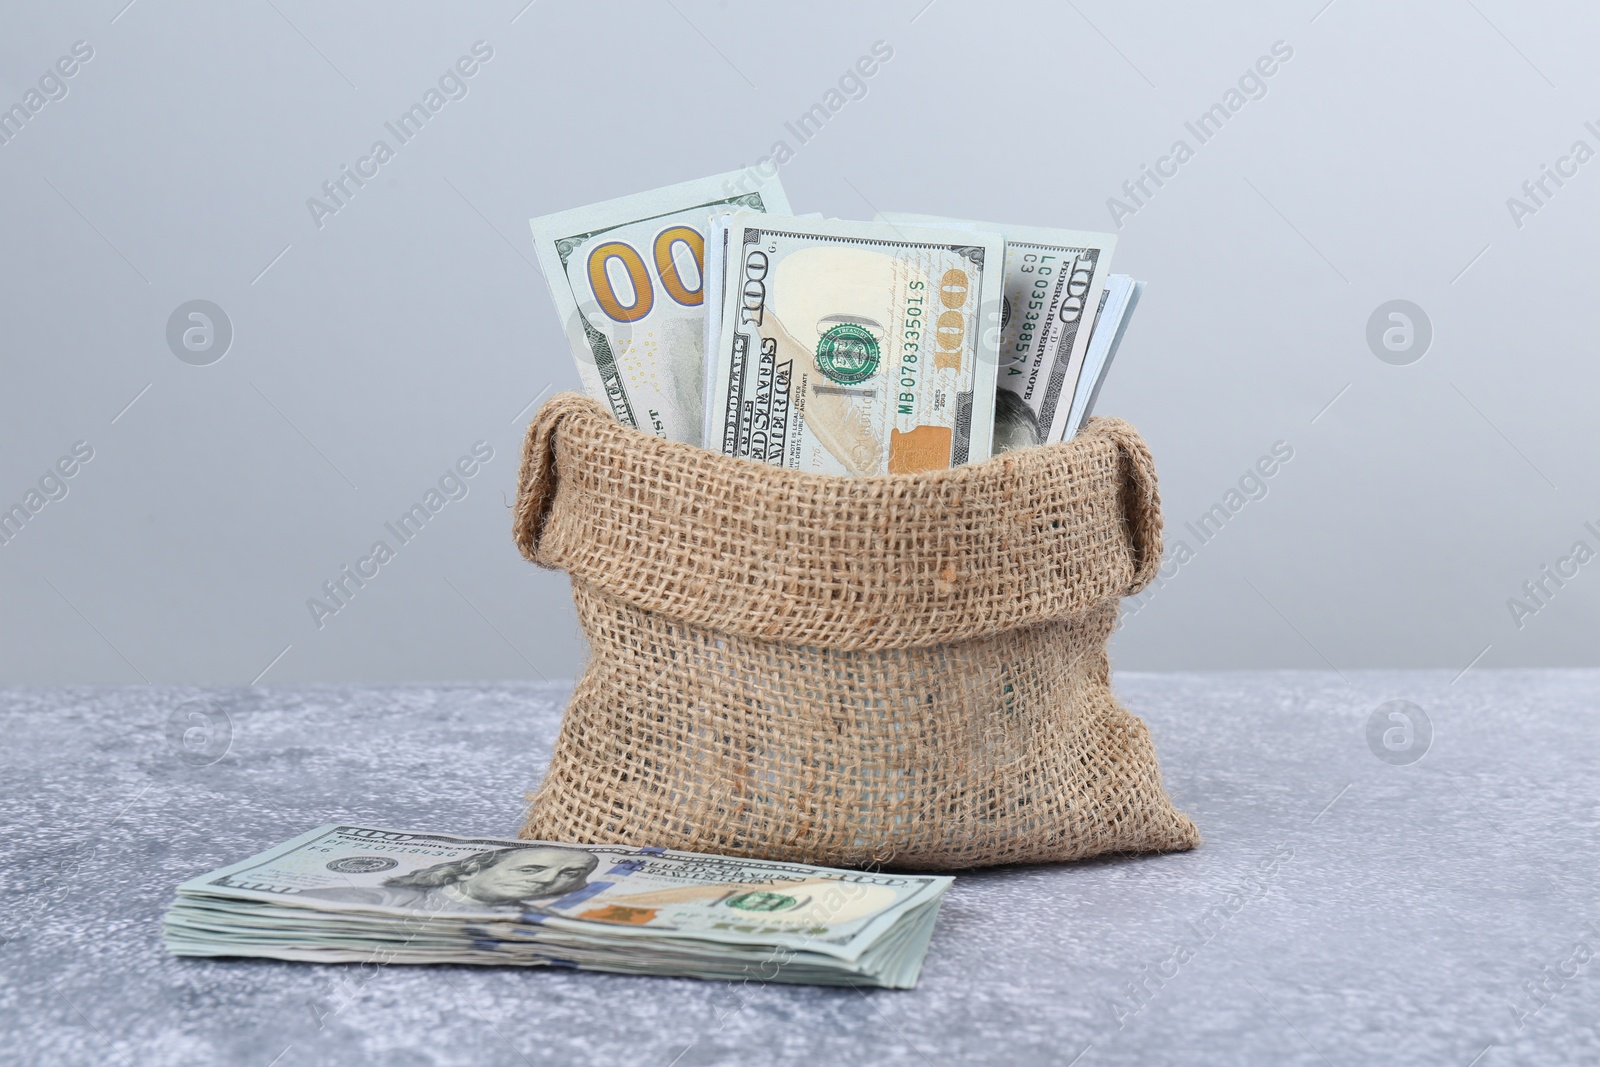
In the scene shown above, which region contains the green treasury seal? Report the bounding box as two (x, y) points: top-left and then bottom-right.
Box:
(725, 891), (799, 912)
(815, 323), (881, 385)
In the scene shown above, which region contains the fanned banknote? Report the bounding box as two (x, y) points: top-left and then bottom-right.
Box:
(1066, 275), (1144, 439)
(164, 825), (952, 988)
(707, 213), (1004, 475)
(530, 171), (791, 446)
(876, 213), (1115, 453)
(700, 212), (735, 447)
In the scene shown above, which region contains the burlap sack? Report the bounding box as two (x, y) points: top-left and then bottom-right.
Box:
(512, 394), (1199, 870)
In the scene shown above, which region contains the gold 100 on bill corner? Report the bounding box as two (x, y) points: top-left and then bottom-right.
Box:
(528, 170), (792, 448)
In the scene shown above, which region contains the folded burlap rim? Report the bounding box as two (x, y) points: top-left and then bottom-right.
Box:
(513, 393), (1164, 651)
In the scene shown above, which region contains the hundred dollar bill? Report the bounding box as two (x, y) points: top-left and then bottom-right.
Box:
(709, 213), (1003, 475)
(701, 211), (825, 447)
(877, 213), (1115, 453)
(700, 212), (734, 448)
(530, 171), (791, 446)
(1065, 276), (1144, 439)
(163, 824), (953, 988)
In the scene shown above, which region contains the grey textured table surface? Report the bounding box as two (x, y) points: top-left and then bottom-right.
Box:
(3, 671), (1597, 1066)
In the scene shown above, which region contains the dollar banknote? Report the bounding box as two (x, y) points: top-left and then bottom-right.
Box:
(164, 825), (953, 988)
(876, 213), (1115, 453)
(707, 213), (1003, 475)
(530, 171), (791, 446)
(700, 211), (735, 447)
(1065, 275), (1144, 439)
(701, 210), (825, 447)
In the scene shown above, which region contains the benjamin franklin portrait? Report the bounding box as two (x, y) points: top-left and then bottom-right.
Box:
(300, 845), (598, 914)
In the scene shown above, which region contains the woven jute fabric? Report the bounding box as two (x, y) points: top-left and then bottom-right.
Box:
(513, 393), (1199, 869)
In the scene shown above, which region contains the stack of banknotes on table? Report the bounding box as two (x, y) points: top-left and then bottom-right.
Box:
(531, 169), (1145, 475)
(164, 825), (953, 988)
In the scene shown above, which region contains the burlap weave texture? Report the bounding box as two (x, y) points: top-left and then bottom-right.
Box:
(513, 393), (1199, 869)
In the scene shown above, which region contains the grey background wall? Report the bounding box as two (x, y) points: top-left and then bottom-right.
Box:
(2, 0), (1595, 684)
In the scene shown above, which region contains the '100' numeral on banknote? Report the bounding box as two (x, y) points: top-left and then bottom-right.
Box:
(530, 171), (792, 447)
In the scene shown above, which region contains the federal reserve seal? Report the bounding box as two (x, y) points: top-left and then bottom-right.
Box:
(325, 855), (399, 874)
(815, 323), (880, 385)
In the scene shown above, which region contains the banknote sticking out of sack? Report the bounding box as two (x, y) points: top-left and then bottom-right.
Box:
(529, 171), (1145, 474)
(512, 394), (1200, 870)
